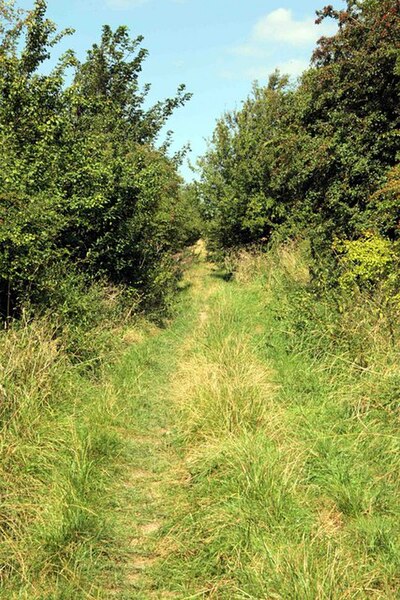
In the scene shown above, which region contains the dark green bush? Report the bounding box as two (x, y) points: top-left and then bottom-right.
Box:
(199, 0), (400, 293)
(0, 0), (194, 322)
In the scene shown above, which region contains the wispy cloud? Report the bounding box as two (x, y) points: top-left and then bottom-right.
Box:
(231, 8), (336, 59)
(223, 7), (337, 82)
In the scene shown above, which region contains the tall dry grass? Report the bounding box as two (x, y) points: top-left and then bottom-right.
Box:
(0, 312), (131, 598)
(153, 243), (400, 599)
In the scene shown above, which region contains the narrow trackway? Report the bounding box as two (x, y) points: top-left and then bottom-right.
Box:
(106, 250), (225, 598)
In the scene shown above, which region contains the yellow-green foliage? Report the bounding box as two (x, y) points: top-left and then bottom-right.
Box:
(334, 234), (400, 305)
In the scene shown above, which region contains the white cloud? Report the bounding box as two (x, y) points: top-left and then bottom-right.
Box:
(223, 7), (337, 83)
(252, 8), (328, 46)
(231, 8), (336, 58)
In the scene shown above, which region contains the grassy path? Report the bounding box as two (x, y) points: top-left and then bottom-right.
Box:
(103, 253), (225, 598)
(107, 247), (399, 599)
(3, 247), (398, 598)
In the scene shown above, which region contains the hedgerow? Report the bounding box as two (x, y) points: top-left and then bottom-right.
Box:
(199, 0), (400, 297)
(0, 0), (196, 322)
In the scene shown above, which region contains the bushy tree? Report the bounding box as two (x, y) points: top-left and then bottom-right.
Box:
(0, 0), (193, 319)
(199, 74), (298, 251)
(200, 0), (400, 278)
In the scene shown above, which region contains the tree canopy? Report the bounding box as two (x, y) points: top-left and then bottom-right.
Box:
(0, 0), (196, 320)
(200, 0), (400, 287)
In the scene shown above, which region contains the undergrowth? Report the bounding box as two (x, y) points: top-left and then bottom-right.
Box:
(0, 283), (141, 598)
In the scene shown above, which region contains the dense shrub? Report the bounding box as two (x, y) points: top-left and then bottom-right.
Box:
(199, 0), (400, 291)
(0, 0), (195, 321)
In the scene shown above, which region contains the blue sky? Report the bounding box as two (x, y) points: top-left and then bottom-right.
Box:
(19, 0), (342, 179)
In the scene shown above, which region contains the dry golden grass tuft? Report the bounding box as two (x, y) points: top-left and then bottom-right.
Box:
(169, 283), (283, 449)
(1, 321), (60, 409)
(233, 249), (269, 284)
(314, 498), (345, 538)
(276, 241), (310, 285)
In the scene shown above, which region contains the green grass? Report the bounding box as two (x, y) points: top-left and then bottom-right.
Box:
(0, 254), (204, 598)
(151, 244), (400, 599)
(0, 311), (138, 598)
(1, 245), (399, 598)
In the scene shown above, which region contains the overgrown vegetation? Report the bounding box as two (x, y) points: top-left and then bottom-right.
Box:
(199, 0), (400, 296)
(1, 0), (400, 597)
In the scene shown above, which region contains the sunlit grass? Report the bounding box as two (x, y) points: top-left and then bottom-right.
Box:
(154, 244), (400, 599)
(1, 247), (399, 598)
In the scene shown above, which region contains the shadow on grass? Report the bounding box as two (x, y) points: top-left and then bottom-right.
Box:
(210, 270), (234, 282)
(177, 281), (193, 292)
